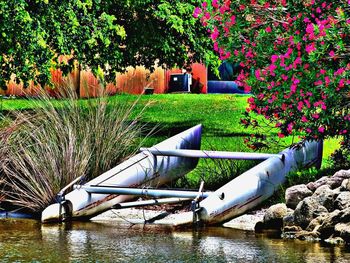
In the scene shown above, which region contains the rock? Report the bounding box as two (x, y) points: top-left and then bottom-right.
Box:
(340, 179), (350, 191)
(312, 185), (339, 211)
(294, 197), (328, 229)
(333, 169), (350, 179)
(254, 221), (265, 233)
(318, 210), (342, 240)
(283, 212), (295, 227)
(295, 230), (320, 241)
(263, 203), (289, 230)
(324, 236), (345, 245)
(328, 170), (350, 189)
(283, 225), (302, 232)
(285, 184), (313, 209)
(340, 207), (350, 222)
(335, 223), (350, 243)
(334, 192), (350, 210)
(307, 176), (329, 192)
(306, 213), (328, 232)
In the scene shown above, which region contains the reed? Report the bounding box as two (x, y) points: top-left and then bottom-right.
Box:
(0, 83), (146, 212)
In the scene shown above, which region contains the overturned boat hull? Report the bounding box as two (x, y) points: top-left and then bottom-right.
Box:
(41, 125), (202, 223)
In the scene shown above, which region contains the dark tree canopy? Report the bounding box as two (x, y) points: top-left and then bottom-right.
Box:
(0, 0), (215, 88)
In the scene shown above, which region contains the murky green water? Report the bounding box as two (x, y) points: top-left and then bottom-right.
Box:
(1, 219), (350, 262)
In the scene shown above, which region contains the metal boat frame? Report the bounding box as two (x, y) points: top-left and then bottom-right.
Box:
(42, 124), (323, 226)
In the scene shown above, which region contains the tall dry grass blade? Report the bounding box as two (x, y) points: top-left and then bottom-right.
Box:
(1, 82), (146, 212)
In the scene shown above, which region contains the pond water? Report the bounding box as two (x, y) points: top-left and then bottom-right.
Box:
(1, 219), (350, 263)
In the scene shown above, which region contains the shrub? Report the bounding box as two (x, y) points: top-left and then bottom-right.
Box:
(0, 85), (146, 212)
(196, 0), (349, 156)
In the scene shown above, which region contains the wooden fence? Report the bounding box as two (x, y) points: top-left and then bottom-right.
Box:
(1, 63), (207, 97)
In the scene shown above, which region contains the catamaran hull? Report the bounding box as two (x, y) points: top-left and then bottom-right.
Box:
(197, 140), (323, 225)
(41, 125), (202, 223)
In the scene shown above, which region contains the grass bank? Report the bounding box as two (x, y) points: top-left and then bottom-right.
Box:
(1, 94), (340, 190)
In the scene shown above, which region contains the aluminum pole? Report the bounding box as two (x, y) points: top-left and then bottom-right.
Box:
(79, 185), (212, 199)
(140, 148), (281, 161)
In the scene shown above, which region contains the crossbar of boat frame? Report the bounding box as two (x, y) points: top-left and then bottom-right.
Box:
(77, 185), (212, 199)
(140, 148), (282, 161)
(112, 197), (191, 209)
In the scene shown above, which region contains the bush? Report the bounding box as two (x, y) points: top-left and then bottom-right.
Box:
(196, 0), (349, 154)
(0, 86), (146, 212)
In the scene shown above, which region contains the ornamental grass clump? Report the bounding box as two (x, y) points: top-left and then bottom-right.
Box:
(0, 85), (146, 213)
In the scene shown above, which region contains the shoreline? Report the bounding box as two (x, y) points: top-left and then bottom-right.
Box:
(92, 208), (265, 231)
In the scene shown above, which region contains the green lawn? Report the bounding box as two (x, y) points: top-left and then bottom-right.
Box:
(1, 93), (340, 189)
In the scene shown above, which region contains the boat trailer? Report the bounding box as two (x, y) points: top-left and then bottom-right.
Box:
(42, 124), (323, 227)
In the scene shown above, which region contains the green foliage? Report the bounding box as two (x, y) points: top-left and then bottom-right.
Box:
(0, 0), (216, 89)
(197, 0), (349, 157)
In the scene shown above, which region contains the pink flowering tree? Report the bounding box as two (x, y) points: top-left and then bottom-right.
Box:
(196, 0), (350, 163)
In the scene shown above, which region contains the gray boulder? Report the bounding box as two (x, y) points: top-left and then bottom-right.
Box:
(334, 192), (350, 210)
(285, 184), (313, 209)
(307, 176), (329, 192)
(340, 179), (350, 191)
(263, 203), (289, 230)
(312, 185), (339, 211)
(306, 213), (329, 232)
(318, 210), (342, 240)
(328, 170), (350, 189)
(294, 196), (328, 229)
(335, 223), (350, 243)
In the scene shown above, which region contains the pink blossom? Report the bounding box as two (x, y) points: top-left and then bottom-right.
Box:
(325, 76), (330, 86)
(304, 100), (311, 108)
(230, 15), (236, 24)
(265, 27), (272, 33)
(255, 69), (262, 80)
(318, 126), (325, 133)
(212, 0), (219, 8)
(297, 101), (304, 111)
(201, 2), (208, 9)
(329, 50), (335, 57)
(193, 7), (202, 18)
(314, 80), (323, 86)
(334, 68), (345, 76)
(290, 84), (297, 93)
(339, 78), (345, 88)
(312, 113), (320, 119)
(305, 43), (316, 54)
(271, 55), (279, 63)
(213, 42), (219, 51)
(306, 23), (314, 34)
(301, 116), (308, 122)
(293, 78), (300, 85)
(278, 133), (285, 138)
(210, 27), (219, 41)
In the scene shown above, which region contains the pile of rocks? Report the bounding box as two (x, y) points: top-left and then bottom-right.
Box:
(256, 169), (350, 245)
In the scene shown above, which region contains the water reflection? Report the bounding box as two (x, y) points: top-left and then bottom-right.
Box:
(1, 219), (350, 262)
